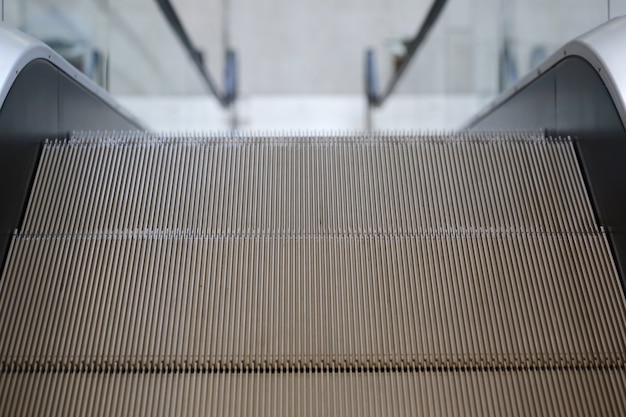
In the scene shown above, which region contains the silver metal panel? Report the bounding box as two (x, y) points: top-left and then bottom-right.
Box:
(467, 16), (626, 130)
(0, 22), (138, 125)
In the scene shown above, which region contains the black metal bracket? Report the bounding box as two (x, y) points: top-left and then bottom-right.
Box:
(365, 49), (379, 105)
(155, 0), (237, 107)
(366, 0), (449, 108)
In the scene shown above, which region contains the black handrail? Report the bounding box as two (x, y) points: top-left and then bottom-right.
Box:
(155, 0), (236, 107)
(366, 0), (449, 107)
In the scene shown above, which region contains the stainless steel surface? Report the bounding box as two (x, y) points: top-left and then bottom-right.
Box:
(0, 23), (138, 124)
(1, 370), (625, 416)
(467, 16), (626, 130)
(17, 132), (600, 234)
(1, 131), (625, 415)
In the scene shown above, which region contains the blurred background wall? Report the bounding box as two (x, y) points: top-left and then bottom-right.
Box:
(3, 0), (624, 129)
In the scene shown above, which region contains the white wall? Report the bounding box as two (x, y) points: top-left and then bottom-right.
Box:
(118, 93), (486, 131)
(2, 0), (618, 130)
(3, 0), (615, 96)
(172, 0), (613, 96)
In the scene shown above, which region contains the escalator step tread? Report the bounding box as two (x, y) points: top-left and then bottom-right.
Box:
(1, 131), (624, 415)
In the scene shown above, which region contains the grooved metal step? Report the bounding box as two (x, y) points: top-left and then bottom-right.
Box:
(1, 131), (625, 416)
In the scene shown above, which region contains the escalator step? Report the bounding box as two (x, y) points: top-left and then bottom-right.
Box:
(1, 131), (624, 416)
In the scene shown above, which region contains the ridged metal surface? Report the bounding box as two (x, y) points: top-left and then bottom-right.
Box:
(20, 132), (597, 235)
(1, 131), (625, 415)
(1, 370), (625, 417)
(1, 233), (624, 370)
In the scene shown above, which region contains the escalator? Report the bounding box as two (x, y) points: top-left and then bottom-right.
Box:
(0, 16), (625, 417)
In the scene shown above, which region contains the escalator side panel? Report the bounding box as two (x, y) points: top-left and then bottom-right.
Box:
(0, 59), (141, 269)
(470, 56), (626, 295)
(556, 58), (626, 290)
(468, 71), (556, 130)
(0, 61), (59, 269)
